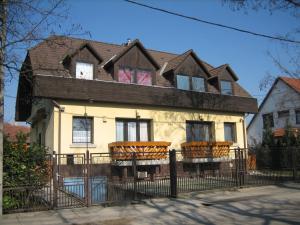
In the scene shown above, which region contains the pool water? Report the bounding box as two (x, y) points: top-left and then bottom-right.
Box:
(63, 177), (107, 203)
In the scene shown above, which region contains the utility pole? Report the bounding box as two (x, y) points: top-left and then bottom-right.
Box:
(0, 0), (7, 216)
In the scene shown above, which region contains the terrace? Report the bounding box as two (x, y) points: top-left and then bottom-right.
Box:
(108, 141), (171, 166)
(181, 141), (232, 163)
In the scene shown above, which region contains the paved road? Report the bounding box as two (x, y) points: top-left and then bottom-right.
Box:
(2, 182), (300, 225)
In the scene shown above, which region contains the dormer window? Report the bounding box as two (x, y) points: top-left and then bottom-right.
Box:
(192, 77), (205, 92)
(118, 67), (152, 86)
(220, 80), (233, 95)
(176, 75), (190, 90)
(76, 62), (93, 80)
(177, 75), (206, 92)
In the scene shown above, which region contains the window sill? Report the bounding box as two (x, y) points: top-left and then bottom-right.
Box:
(70, 143), (97, 148)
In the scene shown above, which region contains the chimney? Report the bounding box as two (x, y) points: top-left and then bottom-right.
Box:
(127, 38), (132, 45)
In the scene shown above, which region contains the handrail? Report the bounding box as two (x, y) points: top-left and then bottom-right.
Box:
(109, 141), (171, 160)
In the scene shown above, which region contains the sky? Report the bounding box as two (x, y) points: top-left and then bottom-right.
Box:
(4, 0), (299, 124)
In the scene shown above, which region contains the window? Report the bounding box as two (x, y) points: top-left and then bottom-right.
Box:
(118, 67), (134, 83)
(278, 110), (289, 118)
(72, 117), (93, 143)
(136, 70), (152, 86)
(66, 154), (74, 165)
(76, 62), (93, 80)
(116, 119), (151, 141)
(186, 121), (212, 142)
(262, 113), (274, 128)
(224, 123), (236, 142)
(296, 110), (300, 124)
(192, 77), (206, 92)
(118, 67), (152, 86)
(176, 75), (206, 92)
(220, 80), (233, 95)
(176, 75), (190, 90)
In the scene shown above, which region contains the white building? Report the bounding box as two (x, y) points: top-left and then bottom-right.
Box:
(247, 77), (300, 146)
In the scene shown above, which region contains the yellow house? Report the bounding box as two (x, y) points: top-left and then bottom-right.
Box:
(16, 36), (257, 177)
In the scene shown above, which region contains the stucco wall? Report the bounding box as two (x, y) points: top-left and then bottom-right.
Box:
(247, 80), (300, 146)
(31, 101), (247, 155)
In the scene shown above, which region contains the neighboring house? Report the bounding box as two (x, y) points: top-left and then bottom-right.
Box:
(247, 77), (300, 146)
(4, 122), (30, 144)
(15, 36), (257, 177)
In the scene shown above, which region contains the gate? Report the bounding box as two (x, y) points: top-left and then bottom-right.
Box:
(52, 153), (88, 208)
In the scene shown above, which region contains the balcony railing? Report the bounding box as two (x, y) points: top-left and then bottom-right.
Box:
(108, 141), (171, 160)
(181, 141), (232, 159)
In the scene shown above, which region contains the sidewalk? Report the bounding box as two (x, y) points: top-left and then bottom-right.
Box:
(2, 182), (300, 225)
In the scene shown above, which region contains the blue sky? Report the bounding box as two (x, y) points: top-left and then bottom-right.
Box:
(5, 0), (299, 124)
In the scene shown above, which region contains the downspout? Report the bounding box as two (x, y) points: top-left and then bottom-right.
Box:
(52, 100), (63, 156)
(242, 117), (247, 149)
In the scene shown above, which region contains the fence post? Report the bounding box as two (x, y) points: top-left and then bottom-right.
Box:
(234, 148), (239, 187)
(169, 149), (177, 198)
(132, 152), (137, 201)
(52, 153), (58, 208)
(240, 148), (245, 186)
(85, 150), (91, 206)
(292, 147), (297, 181)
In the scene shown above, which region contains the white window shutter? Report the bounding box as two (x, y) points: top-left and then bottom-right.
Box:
(76, 62), (94, 80)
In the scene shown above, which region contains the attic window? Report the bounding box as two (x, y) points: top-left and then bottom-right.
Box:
(220, 80), (233, 95)
(76, 62), (93, 80)
(118, 67), (152, 86)
(192, 77), (205, 92)
(176, 75), (190, 90)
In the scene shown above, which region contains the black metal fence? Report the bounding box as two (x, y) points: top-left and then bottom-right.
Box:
(3, 147), (300, 214)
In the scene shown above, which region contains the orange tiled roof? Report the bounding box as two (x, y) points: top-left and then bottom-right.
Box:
(280, 77), (300, 93)
(273, 128), (300, 137)
(4, 123), (30, 142)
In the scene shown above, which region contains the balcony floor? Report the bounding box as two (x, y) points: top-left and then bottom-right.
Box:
(111, 159), (169, 166)
(182, 157), (231, 163)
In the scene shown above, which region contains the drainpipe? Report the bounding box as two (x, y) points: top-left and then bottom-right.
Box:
(242, 117), (247, 149)
(52, 100), (64, 156)
(242, 116), (248, 173)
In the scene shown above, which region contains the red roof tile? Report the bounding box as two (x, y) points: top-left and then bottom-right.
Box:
(280, 77), (300, 93)
(273, 127), (300, 137)
(4, 123), (30, 142)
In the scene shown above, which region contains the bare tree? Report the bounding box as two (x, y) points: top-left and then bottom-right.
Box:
(223, 0), (300, 89)
(0, 0), (87, 215)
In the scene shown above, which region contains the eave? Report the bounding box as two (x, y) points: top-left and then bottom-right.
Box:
(31, 76), (258, 115)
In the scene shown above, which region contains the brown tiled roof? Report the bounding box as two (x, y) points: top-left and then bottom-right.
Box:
(209, 64), (228, 76)
(103, 39), (160, 70)
(280, 77), (300, 93)
(4, 123), (30, 142)
(164, 49), (193, 73)
(28, 36), (214, 78)
(209, 64), (238, 81)
(16, 36), (257, 121)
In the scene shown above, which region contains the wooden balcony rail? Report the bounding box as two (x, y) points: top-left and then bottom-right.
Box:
(108, 141), (171, 160)
(181, 141), (232, 159)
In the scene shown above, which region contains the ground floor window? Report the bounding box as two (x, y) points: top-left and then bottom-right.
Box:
(224, 122), (236, 142)
(72, 117), (93, 143)
(186, 121), (212, 142)
(262, 113), (274, 128)
(116, 119), (151, 141)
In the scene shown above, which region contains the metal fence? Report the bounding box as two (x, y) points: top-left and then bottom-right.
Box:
(3, 147), (300, 214)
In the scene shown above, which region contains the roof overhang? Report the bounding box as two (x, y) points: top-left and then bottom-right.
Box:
(30, 76), (258, 114)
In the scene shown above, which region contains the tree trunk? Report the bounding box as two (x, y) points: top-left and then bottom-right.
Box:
(0, 0), (7, 216)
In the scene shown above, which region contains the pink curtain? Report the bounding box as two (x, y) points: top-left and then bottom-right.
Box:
(137, 70), (152, 86)
(118, 68), (133, 83)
